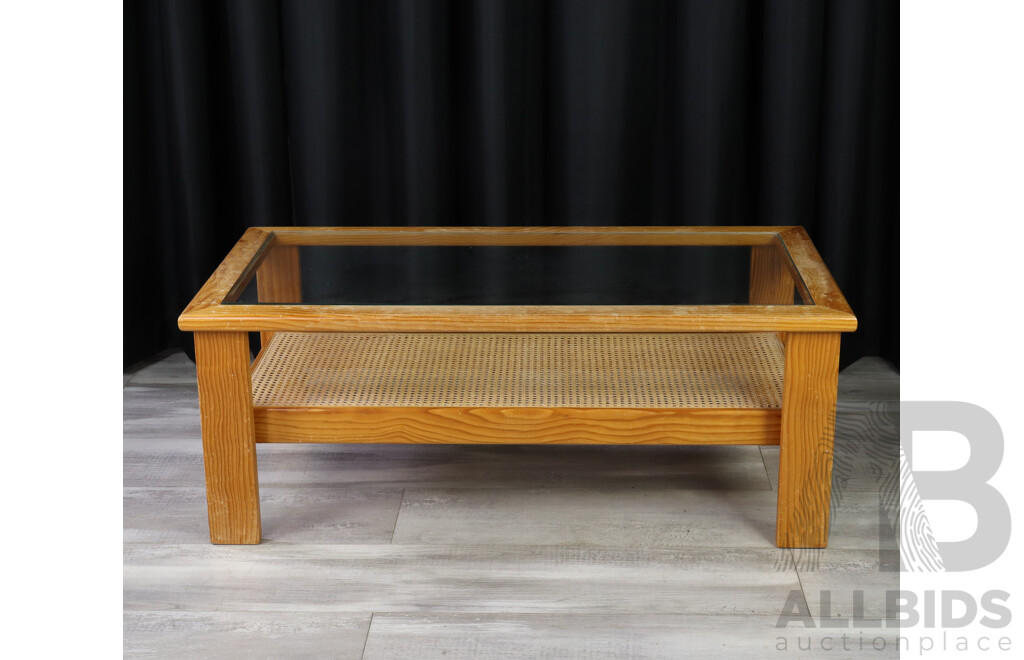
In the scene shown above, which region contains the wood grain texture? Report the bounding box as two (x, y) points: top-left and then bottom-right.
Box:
(749, 244), (795, 305)
(391, 487), (778, 547)
(194, 332), (262, 544)
(779, 227), (856, 318)
(266, 225), (784, 246)
(124, 611), (371, 660)
(361, 613), (897, 660)
(178, 226), (857, 333)
(750, 242), (797, 349)
(124, 543), (800, 614)
(254, 407), (782, 445)
(792, 548), (897, 618)
(255, 244), (301, 347)
(775, 332), (841, 548)
(124, 443), (777, 492)
(179, 227), (272, 318)
(390, 485), (893, 551)
(179, 302), (856, 332)
(124, 351), (900, 658)
(124, 486), (405, 544)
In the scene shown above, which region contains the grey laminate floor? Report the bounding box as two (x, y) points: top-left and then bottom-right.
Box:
(124, 351), (900, 659)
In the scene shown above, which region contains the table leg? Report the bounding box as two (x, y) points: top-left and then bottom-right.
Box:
(195, 331), (262, 544)
(776, 332), (841, 548)
(256, 245), (301, 348)
(749, 245), (795, 305)
(750, 244), (795, 347)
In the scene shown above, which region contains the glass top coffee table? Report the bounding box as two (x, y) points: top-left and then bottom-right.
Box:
(179, 226), (856, 547)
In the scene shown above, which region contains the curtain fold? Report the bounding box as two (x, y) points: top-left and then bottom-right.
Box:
(125, 0), (896, 368)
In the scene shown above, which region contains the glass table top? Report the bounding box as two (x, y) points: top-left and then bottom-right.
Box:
(227, 243), (808, 306)
(179, 227), (858, 334)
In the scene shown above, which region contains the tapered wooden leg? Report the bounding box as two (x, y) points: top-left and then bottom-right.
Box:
(256, 245), (302, 348)
(776, 332), (841, 548)
(195, 331), (261, 544)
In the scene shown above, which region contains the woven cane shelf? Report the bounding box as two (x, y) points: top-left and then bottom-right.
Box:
(251, 332), (784, 410)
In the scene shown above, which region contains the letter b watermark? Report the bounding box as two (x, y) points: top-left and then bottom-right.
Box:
(901, 402), (1011, 572)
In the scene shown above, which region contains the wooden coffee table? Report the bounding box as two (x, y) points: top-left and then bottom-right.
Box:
(179, 226), (856, 547)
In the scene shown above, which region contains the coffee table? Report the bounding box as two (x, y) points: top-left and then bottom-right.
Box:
(178, 226), (856, 547)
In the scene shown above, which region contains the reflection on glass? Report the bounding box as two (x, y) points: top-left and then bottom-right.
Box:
(229, 244), (804, 306)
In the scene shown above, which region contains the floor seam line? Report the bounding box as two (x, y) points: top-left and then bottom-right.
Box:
(792, 548), (813, 622)
(360, 612), (374, 660)
(389, 489), (406, 544)
(758, 445), (774, 490)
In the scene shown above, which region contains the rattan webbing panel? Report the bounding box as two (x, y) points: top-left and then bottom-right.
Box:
(251, 333), (784, 409)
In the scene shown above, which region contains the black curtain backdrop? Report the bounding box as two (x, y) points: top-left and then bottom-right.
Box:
(125, 0), (896, 369)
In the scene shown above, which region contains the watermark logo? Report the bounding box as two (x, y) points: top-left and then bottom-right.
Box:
(776, 589), (1011, 629)
(901, 402), (1011, 572)
(774, 401), (1014, 653)
(774, 400), (1012, 573)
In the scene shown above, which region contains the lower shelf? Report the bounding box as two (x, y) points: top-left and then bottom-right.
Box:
(250, 332), (785, 445)
(252, 332), (785, 408)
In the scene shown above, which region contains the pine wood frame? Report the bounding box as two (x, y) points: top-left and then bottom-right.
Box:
(179, 226), (856, 548)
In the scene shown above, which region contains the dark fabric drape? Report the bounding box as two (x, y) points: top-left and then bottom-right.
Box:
(125, 0), (896, 369)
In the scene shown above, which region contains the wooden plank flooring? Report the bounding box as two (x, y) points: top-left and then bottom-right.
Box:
(124, 352), (900, 659)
